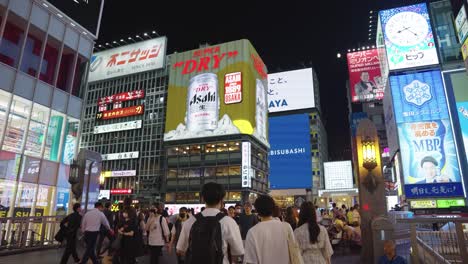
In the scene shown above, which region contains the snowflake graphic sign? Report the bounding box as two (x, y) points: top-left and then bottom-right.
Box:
(403, 80), (432, 107)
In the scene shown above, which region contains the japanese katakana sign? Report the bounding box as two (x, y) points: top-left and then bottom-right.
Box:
(96, 105), (144, 120)
(347, 49), (384, 103)
(98, 90), (145, 106)
(89, 37), (166, 82)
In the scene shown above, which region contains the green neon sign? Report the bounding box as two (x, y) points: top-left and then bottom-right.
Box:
(436, 199), (465, 208)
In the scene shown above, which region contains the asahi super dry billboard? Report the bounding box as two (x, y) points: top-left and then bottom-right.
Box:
(164, 40), (268, 146)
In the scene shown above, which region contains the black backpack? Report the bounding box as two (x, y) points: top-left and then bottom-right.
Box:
(186, 212), (225, 264)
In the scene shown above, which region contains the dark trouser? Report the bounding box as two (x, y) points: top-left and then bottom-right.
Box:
(60, 235), (79, 264)
(96, 230), (114, 255)
(149, 245), (162, 264)
(177, 255), (185, 264)
(81, 231), (100, 264)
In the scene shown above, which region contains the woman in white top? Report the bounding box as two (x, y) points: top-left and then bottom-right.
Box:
(244, 195), (295, 264)
(294, 202), (333, 264)
(145, 209), (170, 264)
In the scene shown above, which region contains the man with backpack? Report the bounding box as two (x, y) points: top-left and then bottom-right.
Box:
(176, 182), (244, 264)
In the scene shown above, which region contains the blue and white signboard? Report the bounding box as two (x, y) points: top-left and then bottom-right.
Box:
(390, 70), (464, 198)
(269, 114), (312, 189)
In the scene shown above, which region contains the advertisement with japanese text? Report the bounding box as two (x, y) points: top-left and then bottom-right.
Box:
(89, 37), (167, 82)
(347, 49), (385, 102)
(267, 68), (315, 112)
(390, 70), (464, 198)
(164, 39), (269, 146)
(380, 3), (439, 71)
(269, 114), (312, 189)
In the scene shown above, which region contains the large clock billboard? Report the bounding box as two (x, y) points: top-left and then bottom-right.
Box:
(380, 3), (439, 71)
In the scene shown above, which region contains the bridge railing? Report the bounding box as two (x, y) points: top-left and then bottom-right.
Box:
(0, 216), (64, 255)
(397, 216), (468, 264)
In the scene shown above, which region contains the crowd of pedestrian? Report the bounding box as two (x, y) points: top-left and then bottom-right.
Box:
(57, 183), (340, 264)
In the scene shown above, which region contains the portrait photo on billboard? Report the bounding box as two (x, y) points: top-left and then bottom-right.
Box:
(164, 39), (269, 146)
(398, 119), (464, 198)
(390, 70), (450, 124)
(347, 49), (385, 102)
(380, 3), (439, 70)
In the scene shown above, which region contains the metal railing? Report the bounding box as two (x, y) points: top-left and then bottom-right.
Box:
(0, 216), (64, 255)
(397, 216), (468, 264)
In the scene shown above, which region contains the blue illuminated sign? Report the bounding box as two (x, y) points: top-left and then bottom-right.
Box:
(268, 114), (312, 189)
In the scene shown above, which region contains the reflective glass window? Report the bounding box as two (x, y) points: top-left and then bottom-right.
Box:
(24, 103), (49, 157)
(0, 12), (27, 68)
(0, 179), (15, 217)
(15, 182), (36, 212)
(72, 54), (88, 98)
(0, 150), (21, 180)
(36, 184), (55, 216)
(39, 35), (60, 85)
(3, 96), (31, 153)
(20, 24), (45, 77)
(0, 90), (11, 141)
(38, 160), (58, 185)
(57, 45), (75, 91)
(61, 117), (80, 165)
(216, 166), (229, 177)
(57, 164), (70, 188)
(229, 166), (241, 176)
(44, 111), (65, 162)
(55, 187), (69, 216)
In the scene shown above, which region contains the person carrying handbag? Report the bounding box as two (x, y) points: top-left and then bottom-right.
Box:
(146, 208), (170, 264)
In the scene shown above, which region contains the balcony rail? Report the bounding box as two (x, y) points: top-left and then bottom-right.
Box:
(0, 216), (64, 256)
(397, 216), (468, 264)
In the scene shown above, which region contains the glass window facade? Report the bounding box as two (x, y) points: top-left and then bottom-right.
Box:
(3, 96), (31, 153)
(0, 12), (27, 68)
(24, 103), (49, 157)
(20, 24), (45, 77)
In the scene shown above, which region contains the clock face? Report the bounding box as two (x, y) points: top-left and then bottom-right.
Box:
(385, 11), (429, 47)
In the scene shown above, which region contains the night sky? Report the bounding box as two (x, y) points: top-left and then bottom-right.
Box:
(96, 0), (421, 160)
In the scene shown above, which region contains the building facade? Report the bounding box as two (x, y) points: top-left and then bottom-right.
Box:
(0, 0), (100, 217)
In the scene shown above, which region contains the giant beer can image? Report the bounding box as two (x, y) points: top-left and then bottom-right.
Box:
(186, 73), (219, 132)
(255, 79), (267, 139)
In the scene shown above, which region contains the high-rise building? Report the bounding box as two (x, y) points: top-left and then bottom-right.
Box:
(0, 0), (104, 217)
(267, 67), (328, 208)
(80, 37), (168, 204)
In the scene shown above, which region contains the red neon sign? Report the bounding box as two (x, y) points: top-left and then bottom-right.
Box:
(110, 189), (133, 195)
(98, 90), (145, 105)
(96, 105), (144, 120)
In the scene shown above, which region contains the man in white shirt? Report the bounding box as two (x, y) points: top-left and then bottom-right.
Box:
(176, 182), (243, 264)
(80, 202), (112, 264)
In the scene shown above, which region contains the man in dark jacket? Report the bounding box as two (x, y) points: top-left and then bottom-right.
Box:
(60, 203), (82, 264)
(96, 201), (115, 256)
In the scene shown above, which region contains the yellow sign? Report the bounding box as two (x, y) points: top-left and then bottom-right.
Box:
(462, 37), (468, 60)
(410, 199), (437, 209)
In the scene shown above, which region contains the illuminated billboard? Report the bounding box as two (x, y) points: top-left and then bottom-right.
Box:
(380, 3), (439, 70)
(268, 114), (312, 189)
(98, 90), (145, 106)
(347, 49), (385, 102)
(324, 161), (353, 190)
(164, 40), (268, 146)
(267, 68), (315, 112)
(390, 70), (464, 198)
(89, 37), (167, 82)
(96, 105), (144, 120)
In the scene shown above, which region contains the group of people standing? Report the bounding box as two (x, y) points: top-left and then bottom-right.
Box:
(57, 182), (337, 264)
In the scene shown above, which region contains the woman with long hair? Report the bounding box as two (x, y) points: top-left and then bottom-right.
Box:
(294, 202), (333, 264)
(284, 206), (298, 230)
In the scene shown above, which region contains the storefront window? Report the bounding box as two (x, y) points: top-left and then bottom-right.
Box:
(24, 104), (49, 157)
(229, 166), (241, 176)
(57, 45), (75, 92)
(18, 155), (40, 183)
(0, 150), (21, 180)
(0, 12), (27, 68)
(228, 142), (240, 152)
(0, 179), (16, 217)
(216, 166), (229, 177)
(14, 182), (36, 217)
(55, 187), (69, 216)
(227, 192), (241, 201)
(44, 111), (65, 162)
(72, 54), (88, 98)
(0, 90), (11, 141)
(39, 35), (60, 85)
(20, 24), (45, 77)
(62, 117), (80, 165)
(36, 184), (55, 216)
(39, 160), (58, 186)
(3, 96), (31, 153)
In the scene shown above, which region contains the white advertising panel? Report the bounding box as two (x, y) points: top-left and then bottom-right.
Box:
(324, 161), (354, 190)
(89, 37), (167, 82)
(242, 142), (252, 188)
(268, 68), (315, 113)
(456, 6), (468, 43)
(98, 190), (110, 200)
(94, 120), (142, 134)
(165, 203), (236, 216)
(102, 151), (139, 161)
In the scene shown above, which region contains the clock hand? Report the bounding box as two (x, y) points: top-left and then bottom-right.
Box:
(406, 28), (418, 37)
(397, 27), (410, 33)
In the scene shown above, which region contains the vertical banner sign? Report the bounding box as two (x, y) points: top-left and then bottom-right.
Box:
(347, 49), (385, 102)
(164, 40), (269, 146)
(380, 3), (439, 71)
(390, 70), (464, 198)
(242, 142), (252, 188)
